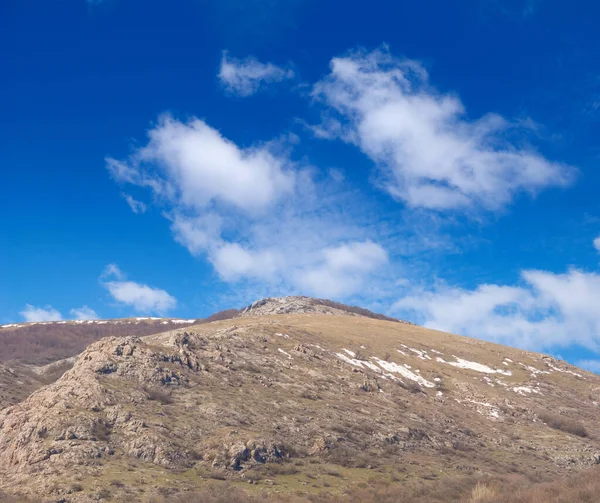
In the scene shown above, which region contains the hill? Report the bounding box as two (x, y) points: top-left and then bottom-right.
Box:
(0, 297), (599, 502)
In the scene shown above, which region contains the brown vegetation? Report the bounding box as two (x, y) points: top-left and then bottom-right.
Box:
(312, 298), (405, 323)
(538, 411), (589, 438)
(204, 309), (240, 322)
(0, 321), (196, 364)
(150, 466), (600, 503)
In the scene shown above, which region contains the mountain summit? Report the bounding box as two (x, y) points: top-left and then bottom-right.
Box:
(1, 298), (599, 502)
(239, 296), (405, 323)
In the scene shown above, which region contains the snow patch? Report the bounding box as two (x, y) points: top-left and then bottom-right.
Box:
(343, 348), (356, 358)
(436, 356), (511, 376)
(406, 347), (431, 360)
(545, 362), (582, 378)
(483, 376), (495, 387)
(513, 386), (541, 395)
(278, 348), (293, 360)
(335, 353), (381, 372)
(372, 358), (435, 388)
(519, 363), (550, 378)
(456, 398), (501, 419)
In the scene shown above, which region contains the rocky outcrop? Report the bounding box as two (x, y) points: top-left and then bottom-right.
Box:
(240, 296), (353, 317)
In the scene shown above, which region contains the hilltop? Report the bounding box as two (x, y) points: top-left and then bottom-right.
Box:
(0, 297), (599, 502)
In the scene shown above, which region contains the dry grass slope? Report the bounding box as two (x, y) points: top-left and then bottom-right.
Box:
(1, 301), (600, 502)
(146, 466), (600, 503)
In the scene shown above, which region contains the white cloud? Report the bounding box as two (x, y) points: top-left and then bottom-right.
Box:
(210, 243), (282, 282)
(577, 359), (600, 374)
(102, 263), (124, 280)
(101, 264), (177, 314)
(218, 52), (294, 97)
(20, 305), (63, 322)
(594, 236), (600, 252)
(123, 194), (147, 214)
(69, 306), (99, 320)
(108, 115), (296, 214)
(295, 241), (389, 297)
(394, 268), (600, 351)
(312, 48), (575, 211)
(107, 114), (390, 300)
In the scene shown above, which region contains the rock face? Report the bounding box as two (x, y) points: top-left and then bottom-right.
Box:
(240, 296), (352, 317)
(1, 299), (600, 502)
(239, 296), (406, 323)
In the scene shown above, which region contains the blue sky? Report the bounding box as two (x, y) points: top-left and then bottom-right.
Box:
(2, 0), (600, 370)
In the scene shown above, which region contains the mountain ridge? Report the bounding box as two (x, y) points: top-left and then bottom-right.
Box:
(1, 300), (599, 502)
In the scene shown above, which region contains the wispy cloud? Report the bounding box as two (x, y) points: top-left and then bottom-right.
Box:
(101, 264), (176, 314)
(394, 268), (600, 352)
(107, 115), (391, 300)
(312, 48), (575, 212)
(577, 359), (600, 374)
(218, 51), (294, 97)
(123, 194), (147, 214)
(594, 236), (600, 253)
(69, 306), (99, 320)
(20, 305), (63, 322)
(19, 304), (99, 322)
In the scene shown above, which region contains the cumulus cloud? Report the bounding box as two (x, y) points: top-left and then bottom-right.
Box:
(394, 268), (600, 351)
(295, 241), (389, 298)
(107, 114), (390, 299)
(101, 264), (177, 314)
(107, 115), (296, 214)
(218, 52), (294, 96)
(210, 243), (282, 282)
(69, 306), (99, 320)
(20, 305), (63, 322)
(123, 194), (147, 214)
(312, 48), (575, 211)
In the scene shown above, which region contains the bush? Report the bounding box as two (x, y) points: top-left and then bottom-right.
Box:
(70, 483), (84, 493)
(397, 379), (423, 394)
(91, 421), (111, 441)
(97, 488), (111, 500)
(538, 412), (588, 438)
(470, 482), (497, 502)
(145, 387), (174, 405)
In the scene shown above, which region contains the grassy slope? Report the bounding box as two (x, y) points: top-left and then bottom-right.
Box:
(1, 313), (600, 502)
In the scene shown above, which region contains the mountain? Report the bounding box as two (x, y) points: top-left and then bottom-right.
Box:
(1, 297), (599, 502)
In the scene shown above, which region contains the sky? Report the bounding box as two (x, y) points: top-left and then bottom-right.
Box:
(2, 0), (600, 370)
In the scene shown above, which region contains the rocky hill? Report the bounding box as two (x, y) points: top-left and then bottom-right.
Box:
(0, 318), (202, 411)
(1, 297), (599, 502)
